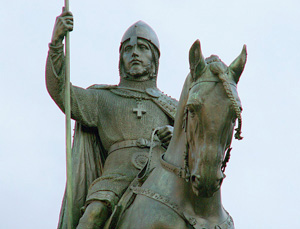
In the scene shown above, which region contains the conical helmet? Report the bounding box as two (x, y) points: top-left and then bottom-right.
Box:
(120, 20), (160, 56)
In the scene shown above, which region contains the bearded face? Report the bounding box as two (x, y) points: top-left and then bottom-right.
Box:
(122, 38), (153, 77)
(119, 38), (159, 81)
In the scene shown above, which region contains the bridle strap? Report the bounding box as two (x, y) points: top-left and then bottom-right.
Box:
(160, 153), (190, 180)
(189, 79), (237, 91)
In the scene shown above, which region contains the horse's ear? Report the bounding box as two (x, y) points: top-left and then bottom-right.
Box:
(229, 45), (247, 84)
(189, 39), (206, 81)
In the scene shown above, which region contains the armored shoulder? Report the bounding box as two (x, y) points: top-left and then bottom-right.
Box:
(146, 88), (178, 121)
(159, 91), (178, 108)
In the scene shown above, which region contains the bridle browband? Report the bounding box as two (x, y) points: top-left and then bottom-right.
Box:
(188, 79), (237, 91)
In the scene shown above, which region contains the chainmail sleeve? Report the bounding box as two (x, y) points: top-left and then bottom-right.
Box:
(45, 43), (99, 127)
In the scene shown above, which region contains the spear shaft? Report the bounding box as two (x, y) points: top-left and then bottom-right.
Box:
(64, 0), (73, 228)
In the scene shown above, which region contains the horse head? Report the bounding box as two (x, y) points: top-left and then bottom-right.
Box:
(185, 40), (247, 197)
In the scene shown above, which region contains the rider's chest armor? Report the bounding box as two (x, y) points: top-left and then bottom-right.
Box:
(96, 90), (170, 151)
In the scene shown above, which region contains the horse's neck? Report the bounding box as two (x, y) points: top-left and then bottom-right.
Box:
(164, 131), (186, 167)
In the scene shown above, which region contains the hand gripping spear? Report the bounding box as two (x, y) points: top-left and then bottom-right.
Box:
(63, 0), (73, 228)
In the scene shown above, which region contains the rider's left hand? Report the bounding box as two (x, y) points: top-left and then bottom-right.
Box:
(156, 125), (174, 149)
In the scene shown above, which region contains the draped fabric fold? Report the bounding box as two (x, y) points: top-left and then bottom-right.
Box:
(58, 123), (107, 229)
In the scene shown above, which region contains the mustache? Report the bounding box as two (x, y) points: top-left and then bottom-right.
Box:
(130, 58), (142, 64)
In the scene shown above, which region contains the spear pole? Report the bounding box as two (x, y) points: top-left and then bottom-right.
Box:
(63, 0), (73, 228)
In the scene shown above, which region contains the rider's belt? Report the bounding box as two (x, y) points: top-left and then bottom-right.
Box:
(108, 138), (159, 155)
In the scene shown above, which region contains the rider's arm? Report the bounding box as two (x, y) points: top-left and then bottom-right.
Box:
(45, 11), (99, 127)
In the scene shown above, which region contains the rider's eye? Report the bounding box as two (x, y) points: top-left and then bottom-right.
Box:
(139, 44), (148, 50)
(124, 46), (132, 52)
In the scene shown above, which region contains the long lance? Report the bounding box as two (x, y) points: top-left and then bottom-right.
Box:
(63, 0), (73, 228)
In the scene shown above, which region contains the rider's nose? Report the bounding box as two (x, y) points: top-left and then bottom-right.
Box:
(132, 46), (139, 57)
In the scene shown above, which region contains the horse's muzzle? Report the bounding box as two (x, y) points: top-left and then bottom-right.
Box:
(190, 172), (225, 197)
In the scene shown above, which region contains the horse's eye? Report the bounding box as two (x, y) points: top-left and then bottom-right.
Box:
(188, 107), (196, 118)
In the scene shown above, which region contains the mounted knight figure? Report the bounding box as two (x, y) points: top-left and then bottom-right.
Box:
(46, 11), (178, 228)
(103, 40), (247, 229)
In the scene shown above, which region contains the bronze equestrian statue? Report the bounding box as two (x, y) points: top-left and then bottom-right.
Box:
(104, 40), (247, 229)
(46, 10), (177, 228)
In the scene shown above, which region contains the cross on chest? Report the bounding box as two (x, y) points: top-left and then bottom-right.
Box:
(133, 102), (147, 118)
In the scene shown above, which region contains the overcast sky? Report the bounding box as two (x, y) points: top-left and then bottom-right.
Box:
(1, 0), (299, 228)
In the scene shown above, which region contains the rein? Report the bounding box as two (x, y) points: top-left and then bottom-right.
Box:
(160, 108), (192, 183)
(137, 127), (161, 183)
(160, 153), (190, 181)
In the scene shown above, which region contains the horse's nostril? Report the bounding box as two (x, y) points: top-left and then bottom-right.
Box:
(191, 175), (196, 183)
(218, 176), (225, 186)
(191, 174), (201, 184)
(217, 173), (226, 185)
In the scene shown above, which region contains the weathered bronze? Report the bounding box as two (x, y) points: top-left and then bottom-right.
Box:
(47, 8), (247, 229)
(46, 11), (177, 228)
(104, 40), (247, 228)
